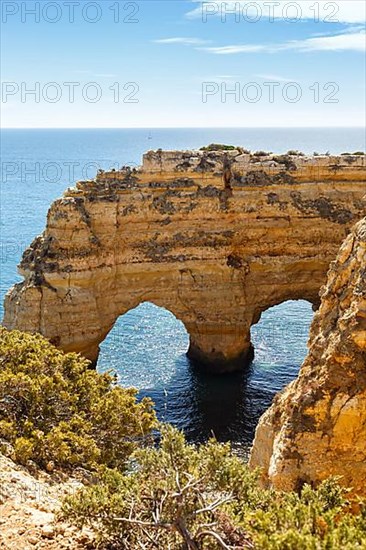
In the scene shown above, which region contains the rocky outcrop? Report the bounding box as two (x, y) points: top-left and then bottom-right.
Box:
(250, 217), (366, 494)
(3, 149), (366, 372)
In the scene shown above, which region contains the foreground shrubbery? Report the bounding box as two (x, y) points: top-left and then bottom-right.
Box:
(0, 328), (156, 470)
(2, 328), (366, 549)
(62, 425), (366, 550)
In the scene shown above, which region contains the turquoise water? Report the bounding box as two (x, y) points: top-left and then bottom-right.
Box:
(1, 128), (365, 448)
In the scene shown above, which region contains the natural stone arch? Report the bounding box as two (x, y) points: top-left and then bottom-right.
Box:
(4, 262), (252, 371)
(3, 149), (366, 373)
(2, 259), (324, 373)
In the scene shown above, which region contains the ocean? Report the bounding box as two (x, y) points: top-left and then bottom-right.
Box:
(1, 127), (365, 450)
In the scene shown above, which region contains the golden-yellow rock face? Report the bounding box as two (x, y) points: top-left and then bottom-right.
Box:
(250, 217), (366, 494)
(2, 149), (366, 372)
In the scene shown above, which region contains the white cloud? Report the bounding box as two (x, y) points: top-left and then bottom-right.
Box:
(201, 44), (266, 54)
(187, 1), (366, 24)
(200, 30), (366, 54)
(296, 31), (366, 51)
(154, 37), (210, 45)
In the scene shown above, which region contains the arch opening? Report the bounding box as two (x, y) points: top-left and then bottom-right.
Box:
(250, 299), (314, 393)
(95, 299), (314, 452)
(184, 300), (315, 450)
(97, 302), (190, 389)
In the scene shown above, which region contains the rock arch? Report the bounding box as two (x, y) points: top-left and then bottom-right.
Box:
(3, 149), (366, 373)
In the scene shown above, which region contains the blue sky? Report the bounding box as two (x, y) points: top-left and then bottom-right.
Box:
(1, 0), (365, 127)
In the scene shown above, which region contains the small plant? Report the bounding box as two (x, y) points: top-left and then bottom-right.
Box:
(353, 151), (365, 155)
(62, 425), (259, 548)
(287, 150), (305, 156)
(253, 150), (270, 157)
(341, 155), (358, 165)
(273, 155), (297, 171)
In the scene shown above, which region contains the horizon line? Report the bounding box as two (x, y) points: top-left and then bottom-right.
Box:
(1, 126), (365, 130)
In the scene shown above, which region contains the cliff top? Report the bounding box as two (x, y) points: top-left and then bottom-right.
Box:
(142, 148), (366, 172)
(65, 147), (366, 197)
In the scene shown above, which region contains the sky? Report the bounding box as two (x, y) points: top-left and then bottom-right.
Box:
(1, 0), (365, 127)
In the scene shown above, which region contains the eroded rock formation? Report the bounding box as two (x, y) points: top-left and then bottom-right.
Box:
(250, 217), (366, 494)
(3, 149), (366, 372)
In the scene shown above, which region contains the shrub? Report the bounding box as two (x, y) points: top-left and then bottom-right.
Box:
(287, 150), (305, 156)
(272, 155), (297, 171)
(62, 425), (258, 548)
(0, 328), (156, 470)
(253, 150), (270, 157)
(200, 144), (237, 151)
(62, 425), (366, 549)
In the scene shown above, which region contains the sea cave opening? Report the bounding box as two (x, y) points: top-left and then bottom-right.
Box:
(96, 299), (314, 453)
(97, 302), (190, 389)
(250, 299), (314, 395)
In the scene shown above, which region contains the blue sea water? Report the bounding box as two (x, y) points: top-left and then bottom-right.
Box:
(1, 128), (365, 449)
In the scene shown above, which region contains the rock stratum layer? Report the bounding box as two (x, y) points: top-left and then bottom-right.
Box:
(250, 217), (366, 494)
(3, 149), (366, 372)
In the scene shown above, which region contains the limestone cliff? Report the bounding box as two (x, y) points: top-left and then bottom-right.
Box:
(3, 149), (366, 372)
(250, 217), (366, 494)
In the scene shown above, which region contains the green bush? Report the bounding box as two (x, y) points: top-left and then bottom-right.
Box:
(200, 144), (237, 151)
(0, 328), (156, 470)
(287, 150), (305, 156)
(61, 425), (366, 549)
(253, 150), (270, 157)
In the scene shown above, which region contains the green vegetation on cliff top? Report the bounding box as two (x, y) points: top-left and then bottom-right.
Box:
(199, 144), (238, 151)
